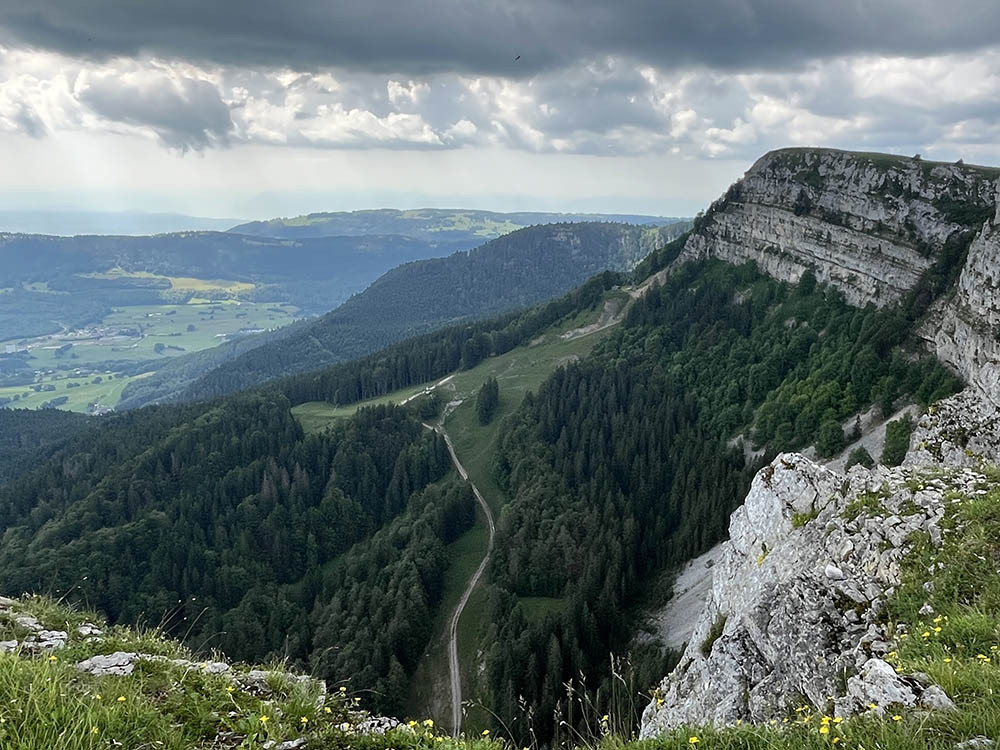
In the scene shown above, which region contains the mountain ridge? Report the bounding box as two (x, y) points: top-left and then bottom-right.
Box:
(230, 207), (682, 241)
(173, 221), (685, 403)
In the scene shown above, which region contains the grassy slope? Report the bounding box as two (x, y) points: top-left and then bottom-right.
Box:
(293, 382), (432, 434)
(0, 595), (498, 750)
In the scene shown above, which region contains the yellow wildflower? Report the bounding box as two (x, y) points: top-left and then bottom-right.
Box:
(260, 715), (269, 724)
(819, 726), (830, 735)
(892, 715), (902, 722)
(482, 729), (490, 736)
(689, 738), (700, 745)
(301, 717), (309, 725)
(117, 696), (126, 703)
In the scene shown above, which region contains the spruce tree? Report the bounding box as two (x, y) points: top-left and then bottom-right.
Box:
(477, 376), (500, 425)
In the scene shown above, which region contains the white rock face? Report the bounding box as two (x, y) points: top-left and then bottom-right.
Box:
(923, 199), (1000, 408)
(907, 389), (1000, 467)
(640, 149), (1000, 737)
(640, 452), (980, 736)
(681, 149), (997, 307)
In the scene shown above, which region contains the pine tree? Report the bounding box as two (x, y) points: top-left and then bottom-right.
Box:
(476, 376), (500, 425)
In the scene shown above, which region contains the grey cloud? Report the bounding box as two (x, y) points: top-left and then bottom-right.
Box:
(3, 1), (1000, 77)
(12, 105), (46, 137)
(77, 74), (233, 150)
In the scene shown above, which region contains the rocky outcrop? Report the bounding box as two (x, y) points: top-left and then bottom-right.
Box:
(922, 199), (1000, 407)
(641, 147), (1000, 739)
(681, 148), (998, 307)
(907, 389), (1000, 468)
(640, 452), (980, 736)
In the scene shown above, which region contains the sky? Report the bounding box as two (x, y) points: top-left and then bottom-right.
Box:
(2, 0), (1000, 220)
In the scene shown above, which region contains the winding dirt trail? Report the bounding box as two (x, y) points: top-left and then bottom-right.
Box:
(424, 423), (496, 736)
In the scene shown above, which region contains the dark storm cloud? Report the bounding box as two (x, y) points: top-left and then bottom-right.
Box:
(77, 73), (233, 150)
(3, 0), (1000, 76)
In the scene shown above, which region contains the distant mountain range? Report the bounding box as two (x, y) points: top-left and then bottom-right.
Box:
(1, 209), (687, 413)
(122, 221), (689, 407)
(0, 230), (469, 339)
(0, 207), (682, 240)
(230, 208), (681, 242)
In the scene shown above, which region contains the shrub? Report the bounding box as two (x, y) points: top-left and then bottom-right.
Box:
(882, 416), (914, 467)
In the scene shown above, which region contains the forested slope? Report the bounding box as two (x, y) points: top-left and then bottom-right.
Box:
(0, 393), (475, 717)
(0, 152), (978, 744)
(479, 257), (960, 744)
(180, 222), (679, 401)
(0, 408), (91, 482)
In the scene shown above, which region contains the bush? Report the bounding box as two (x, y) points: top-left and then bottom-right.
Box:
(882, 416), (914, 467)
(816, 419), (845, 457)
(700, 614), (728, 656)
(845, 446), (875, 470)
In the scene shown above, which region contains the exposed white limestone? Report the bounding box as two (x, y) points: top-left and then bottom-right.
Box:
(681, 149), (998, 307)
(923, 199), (1000, 408)
(640, 451), (982, 736)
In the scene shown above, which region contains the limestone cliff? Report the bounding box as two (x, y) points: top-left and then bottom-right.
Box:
(681, 148), (998, 306)
(640, 148), (1000, 738)
(640, 450), (977, 736)
(922, 200), (1000, 407)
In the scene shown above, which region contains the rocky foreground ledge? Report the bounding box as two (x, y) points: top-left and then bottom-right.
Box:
(641, 389), (1000, 748)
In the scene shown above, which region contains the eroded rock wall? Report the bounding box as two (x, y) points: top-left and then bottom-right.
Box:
(681, 149), (998, 306)
(640, 452), (978, 736)
(639, 149), (1000, 738)
(923, 200), (1000, 407)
